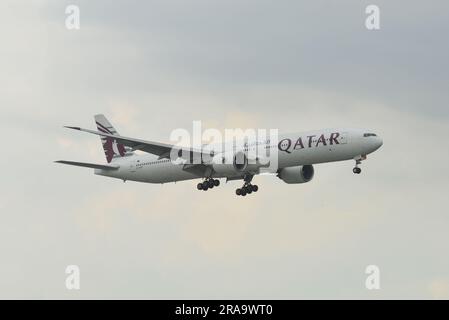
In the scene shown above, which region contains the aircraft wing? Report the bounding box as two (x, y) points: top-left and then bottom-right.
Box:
(64, 126), (210, 160)
(55, 160), (119, 170)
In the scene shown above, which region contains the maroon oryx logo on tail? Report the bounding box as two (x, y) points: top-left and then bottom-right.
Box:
(103, 137), (126, 163)
(96, 121), (126, 163)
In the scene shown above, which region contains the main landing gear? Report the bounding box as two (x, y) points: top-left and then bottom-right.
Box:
(235, 174), (258, 197)
(236, 183), (258, 197)
(197, 178), (220, 191)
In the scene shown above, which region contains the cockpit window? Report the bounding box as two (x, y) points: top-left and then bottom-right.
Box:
(363, 133), (377, 137)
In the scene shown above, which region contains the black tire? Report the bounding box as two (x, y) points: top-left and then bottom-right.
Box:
(353, 167), (359, 174)
(202, 183), (209, 191)
(247, 186), (252, 194)
(241, 189), (247, 196)
(236, 188), (241, 196)
(214, 179), (220, 187)
(197, 183), (203, 190)
(357, 168), (362, 174)
(208, 180), (214, 188)
(252, 185), (258, 192)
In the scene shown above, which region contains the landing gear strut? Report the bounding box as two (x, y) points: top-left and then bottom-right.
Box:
(353, 158), (362, 174)
(197, 178), (220, 191)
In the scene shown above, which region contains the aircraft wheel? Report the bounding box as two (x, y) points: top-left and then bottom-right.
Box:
(353, 167), (361, 174)
(252, 185), (259, 192)
(214, 179), (220, 187)
(236, 188), (241, 196)
(246, 186), (253, 194)
(197, 183), (203, 190)
(202, 183), (209, 191)
(241, 189), (247, 196)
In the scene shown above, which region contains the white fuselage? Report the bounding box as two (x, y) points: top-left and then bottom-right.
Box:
(95, 128), (383, 183)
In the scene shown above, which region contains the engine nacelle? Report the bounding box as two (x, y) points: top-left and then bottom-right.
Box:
(212, 151), (265, 175)
(278, 165), (314, 184)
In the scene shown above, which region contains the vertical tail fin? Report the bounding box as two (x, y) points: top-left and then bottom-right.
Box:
(94, 114), (131, 163)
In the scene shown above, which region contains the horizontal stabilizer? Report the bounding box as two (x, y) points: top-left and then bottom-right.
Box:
(55, 160), (119, 170)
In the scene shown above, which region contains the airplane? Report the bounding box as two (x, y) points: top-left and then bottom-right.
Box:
(55, 114), (383, 196)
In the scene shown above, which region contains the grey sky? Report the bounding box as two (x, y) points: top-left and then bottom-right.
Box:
(0, 0), (448, 298)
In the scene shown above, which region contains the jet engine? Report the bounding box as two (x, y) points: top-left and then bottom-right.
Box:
(212, 151), (266, 175)
(278, 165), (314, 184)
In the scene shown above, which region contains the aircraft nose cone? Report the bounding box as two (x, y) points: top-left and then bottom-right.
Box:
(376, 137), (383, 149)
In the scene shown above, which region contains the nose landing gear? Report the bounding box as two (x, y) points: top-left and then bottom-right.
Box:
(353, 157), (364, 174)
(197, 178), (220, 191)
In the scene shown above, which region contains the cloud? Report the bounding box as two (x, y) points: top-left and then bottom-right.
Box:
(1, 0), (449, 299)
(428, 278), (449, 299)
